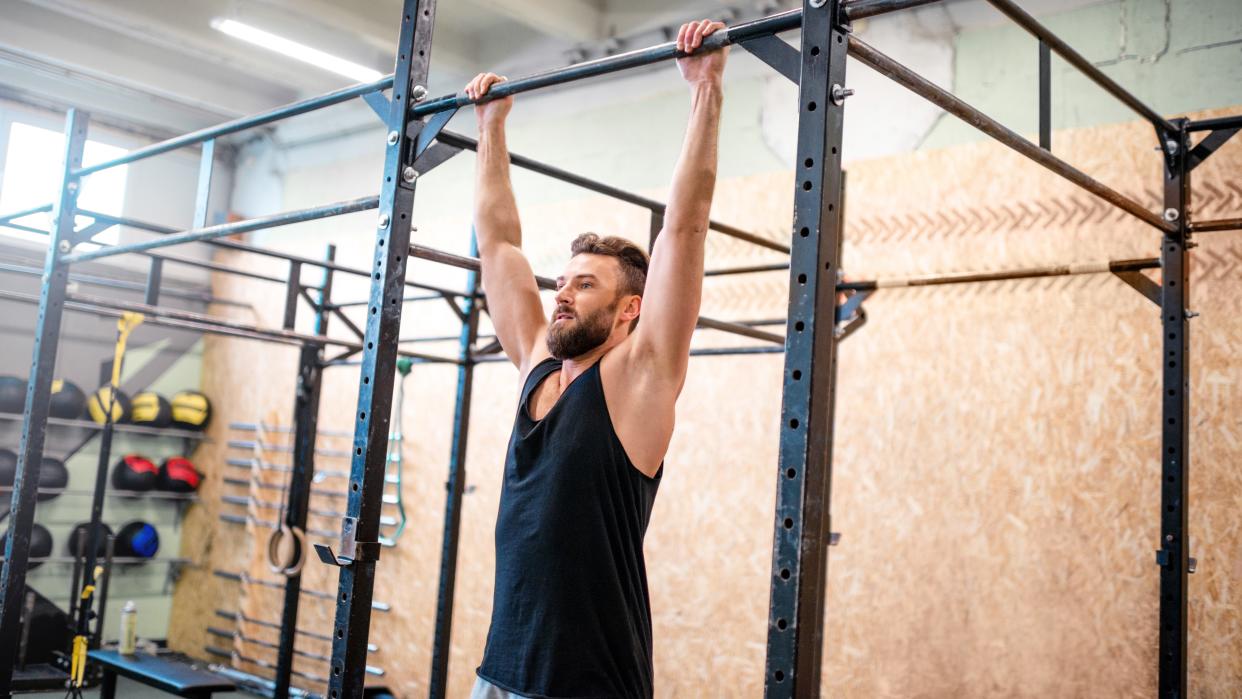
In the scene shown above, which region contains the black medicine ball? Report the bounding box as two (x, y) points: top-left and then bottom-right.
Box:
(87, 386), (131, 425)
(169, 391), (211, 430)
(1, 524), (54, 570)
(36, 457), (68, 501)
(0, 376), (24, 414)
(0, 452), (66, 500)
(130, 392), (173, 428)
(159, 457), (201, 493)
(66, 522), (113, 557)
(0, 449), (16, 487)
(111, 454), (159, 493)
(49, 379), (87, 419)
(115, 521), (159, 559)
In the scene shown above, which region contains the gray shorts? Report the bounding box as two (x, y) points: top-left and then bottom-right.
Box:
(470, 676), (528, 699)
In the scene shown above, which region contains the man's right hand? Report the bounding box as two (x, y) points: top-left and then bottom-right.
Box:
(466, 72), (513, 129)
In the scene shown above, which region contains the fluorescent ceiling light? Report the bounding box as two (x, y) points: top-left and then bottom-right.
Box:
(212, 18), (383, 83)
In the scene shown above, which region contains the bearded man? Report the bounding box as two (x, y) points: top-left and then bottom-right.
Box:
(467, 19), (729, 699)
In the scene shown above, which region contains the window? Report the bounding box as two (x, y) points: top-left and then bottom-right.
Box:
(0, 121), (129, 248)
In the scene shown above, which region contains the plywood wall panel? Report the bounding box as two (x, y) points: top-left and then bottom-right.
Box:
(168, 108), (1241, 697)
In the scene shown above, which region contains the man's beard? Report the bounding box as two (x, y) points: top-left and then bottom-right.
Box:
(546, 300), (617, 360)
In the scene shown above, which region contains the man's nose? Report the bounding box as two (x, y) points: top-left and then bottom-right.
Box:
(555, 287), (572, 306)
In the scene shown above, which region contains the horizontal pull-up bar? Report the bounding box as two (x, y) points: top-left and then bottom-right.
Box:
(74, 76), (395, 178)
(408, 242), (784, 344)
(0, 203), (52, 226)
(844, 0), (946, 21)
(434, 131), (787, 254)
(0, 287), (460, 365)
(847, 35), (1173, 232)
(411, 10), (803, 118)
(984, 0), (1176, 134)
(61, 195), (380, 264)
(1186, 114), (1242, 133)
(75, 209), (469, 299)
(1189, 217), (1241, 233)
(837, 257), (1159, 291)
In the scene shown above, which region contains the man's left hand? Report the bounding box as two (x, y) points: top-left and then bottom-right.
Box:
(675, 20), (729, 86)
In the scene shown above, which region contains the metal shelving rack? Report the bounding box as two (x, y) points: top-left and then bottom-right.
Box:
(0, 0), (1236, 697)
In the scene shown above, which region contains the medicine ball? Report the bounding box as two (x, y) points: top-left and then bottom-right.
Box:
(36, 457), (68, 501)
(66, 522), (113, 557)
(49, 379), (87, 419)
(0, 449), (16, 487)
(130, 392), (173, 428)
(0, 376), (25, 414)
(111, 454), (159, 493)
(159, 456), (201, 493)
(115, 521), (159, 559)
(170, 391), (211, 430)
(0, 453), (66, 500)
(1, 524), (53, 570)
(87, 386), (131, 425)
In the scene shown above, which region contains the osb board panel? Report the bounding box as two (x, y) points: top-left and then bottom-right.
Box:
(168, 108), (1242, 697)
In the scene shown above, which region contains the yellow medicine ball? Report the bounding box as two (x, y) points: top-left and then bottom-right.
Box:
(170, 391), (211, 431)
(131, 392), (173, 428)
(87, 386), (131, 425)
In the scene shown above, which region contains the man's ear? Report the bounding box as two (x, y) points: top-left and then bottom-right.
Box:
(620, 294), (641, 323)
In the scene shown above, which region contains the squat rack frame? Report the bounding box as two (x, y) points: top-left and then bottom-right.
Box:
(0, 0), (1237, 697)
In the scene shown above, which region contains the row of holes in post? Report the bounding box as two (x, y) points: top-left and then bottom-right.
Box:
(771, 33), (842, 688)
(1161, 237), (1184, 665)
(328, 7), (430, 698)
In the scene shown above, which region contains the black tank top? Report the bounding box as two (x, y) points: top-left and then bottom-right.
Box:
(477, 357), (662, 698)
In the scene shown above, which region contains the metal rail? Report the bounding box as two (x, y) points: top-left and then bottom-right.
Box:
(61, 195), (381, 264)
(838, 258), (1159, 290)
(408, 243), (784, 344)
(847, 35), (1173, 232)
(1189, 217), (1241, 233)
(412, 10), (803, 117)
(74, 77), (395, 177)
(434, 131), (787, 254)
(984, 0), (1176, 133)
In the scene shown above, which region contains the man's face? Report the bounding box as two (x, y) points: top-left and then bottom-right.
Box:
(547, 254), (623, 360)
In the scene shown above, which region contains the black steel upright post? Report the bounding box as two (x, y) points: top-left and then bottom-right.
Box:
(0, 109), (88, 697)
(1038, 41), (1051, 151)
(275, 246), (335, 698)
(1157, 120), (1190, 699)
(764, 1), (848, 696)
(326, 2), (435, 697)
(428, 234), (481, 699)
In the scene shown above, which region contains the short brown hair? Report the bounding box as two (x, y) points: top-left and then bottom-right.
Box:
(569, 233), (648, 298)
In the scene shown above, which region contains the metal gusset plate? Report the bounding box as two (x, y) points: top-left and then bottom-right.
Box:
(740, 35), (801, 83)
(1113, 270), (1161, 307)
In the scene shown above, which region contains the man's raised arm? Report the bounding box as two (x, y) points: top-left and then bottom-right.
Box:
(470, 73), (548, 372)
(630, 21), (729, 386)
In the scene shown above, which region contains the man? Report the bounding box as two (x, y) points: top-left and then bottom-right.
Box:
(468, 19), (729, 699)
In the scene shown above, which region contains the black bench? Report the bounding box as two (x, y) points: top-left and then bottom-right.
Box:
(87, 650), (236, 699)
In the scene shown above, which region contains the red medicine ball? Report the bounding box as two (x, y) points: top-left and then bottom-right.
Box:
(159, 457), (201, 493)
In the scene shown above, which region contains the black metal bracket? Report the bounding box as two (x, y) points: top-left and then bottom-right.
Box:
(406, 107), (458, 167)
(414, 142), (464, 176)
(442, 295), (468, 323)
(1187, 127), (1239, 171)
(314, 517), (381, 567)
(1155, 548), (1196, 573)
(739, 35), (801, 84)
(362, 92), (392, 125)
(68, 219), (116, 248)
(1113, 269), (1161, 306)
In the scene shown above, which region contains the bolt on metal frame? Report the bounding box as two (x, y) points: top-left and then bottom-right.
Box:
(0, 0), (1235, 696)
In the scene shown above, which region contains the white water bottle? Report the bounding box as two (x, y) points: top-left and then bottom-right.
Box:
(119, 600), (137, 655)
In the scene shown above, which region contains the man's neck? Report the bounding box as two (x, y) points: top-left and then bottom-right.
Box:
(557, 332), (626, 386)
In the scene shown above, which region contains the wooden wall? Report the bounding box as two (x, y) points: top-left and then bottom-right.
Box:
(167, 108), (1242, 697)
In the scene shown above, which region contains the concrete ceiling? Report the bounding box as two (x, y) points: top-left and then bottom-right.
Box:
(0, 0), (765, 138)
(0, 0), (1108, 142)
